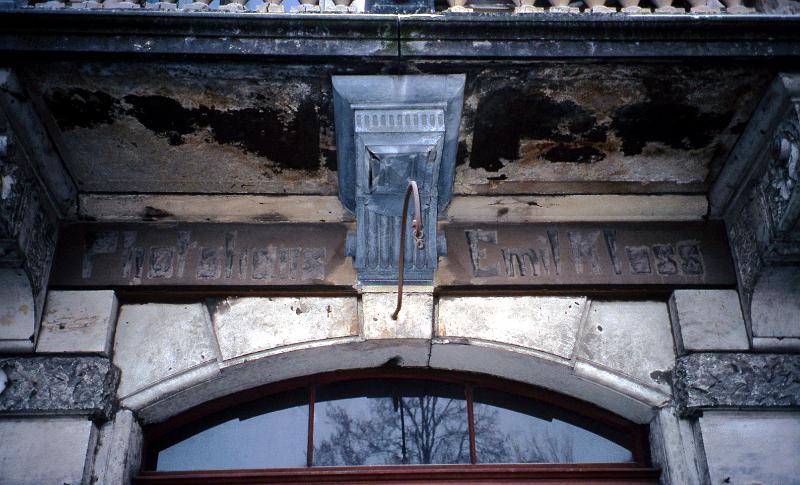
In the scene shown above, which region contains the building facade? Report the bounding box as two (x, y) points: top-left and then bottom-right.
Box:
(0, 2), (799, 484)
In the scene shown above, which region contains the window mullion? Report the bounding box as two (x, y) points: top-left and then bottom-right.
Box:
(466, 384), (477, 465)
(307, 385), (315, 468)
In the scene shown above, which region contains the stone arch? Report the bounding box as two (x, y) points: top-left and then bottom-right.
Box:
(115, 298), (674, 427)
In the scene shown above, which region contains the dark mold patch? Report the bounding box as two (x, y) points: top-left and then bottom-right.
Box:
(47, 89), (322, 172)
(123, 95), (321, 171)
(486, 174), (507, 181)
(141, 206), (172, 221)
(456, 140), (469, 167)
(470, 87), (607, 172)
(611, 103), (733, 156)
(650, 369), (673, 387)
(544, 145), (606, 164)
(321, 148), (337, 172)
(124, 95), (196, 146)
(254, 212), (287, 222)
(45, 88), (119, 130)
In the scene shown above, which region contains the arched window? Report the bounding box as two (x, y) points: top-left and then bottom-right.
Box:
(137, 369), (658, 484)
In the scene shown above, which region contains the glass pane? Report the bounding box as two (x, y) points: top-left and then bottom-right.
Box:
(154, 389), (308, 471)
(473, 388), (634, 464)
(313, 379), (469, 466)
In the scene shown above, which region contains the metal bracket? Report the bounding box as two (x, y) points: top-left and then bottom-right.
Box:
(333, 75), (466, 284)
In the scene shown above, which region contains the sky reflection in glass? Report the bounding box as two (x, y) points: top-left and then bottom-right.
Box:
(473, 388), (633, 464)
(155, 390), (308, 471)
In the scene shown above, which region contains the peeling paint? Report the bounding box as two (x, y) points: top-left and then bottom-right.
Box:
(27, 61), (772, 195)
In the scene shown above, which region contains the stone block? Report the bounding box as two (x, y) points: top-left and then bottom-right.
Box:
(436, 296), (586, 359)
(548, 5), (580, 11)
(37, 290), (118, 355)
(669, 289), (749, 353)
(699, 411), (800, 485)
(113, 303), (218, 400)
(211, 297), (358, 362)
(0, 417), (95, 485)
(144, 1), (177, 8)
(91, 409), (143, 485)
(0, 268), (35, 352)
(690, 4), (721, 11)
(648, 407), (705, 485)
(752, 336), (800, 351)
(290, 2), (320, 10)
(0, 356), (118, 418)
(180, 1), (209, 9)
(255, 3), (285, 12)
(751, 266), (800, 338)
(218, 1), (245, 10)
(653, 5), (684, 11)
(674, 352), (800, 415)
(577, 301), (675, 395)
(514, 4), (543, 12)
(362, 288), (433, 340)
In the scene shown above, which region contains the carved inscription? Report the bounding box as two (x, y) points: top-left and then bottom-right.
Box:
(441, 222), (734, 286)
(51, 223), (353, 287)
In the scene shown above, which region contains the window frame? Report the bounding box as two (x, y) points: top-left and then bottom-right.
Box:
(137, 368), (658, 484)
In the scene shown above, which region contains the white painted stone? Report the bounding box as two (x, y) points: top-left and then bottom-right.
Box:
(36, 290), (118, 355)
(137, 338), (430, 424)
(437, 296), (587, 359)
(699, 411), (800, 485)
(0, 417), (95, 485)
(429, 339), (654, 423)
(649, 407), (705, 485)
(91, 409), (142, 485)
(752, 336), (800, 351)
(212, 297), (358, 362)
(113, 303), (218, 400)
(0, 268), (35, 353)
(573, 361), (670, 406)
(577, 301), (675, 395)
(669, 289), (749, 353)
(362, 289), (433, 340)
(751, 266), (800, 338)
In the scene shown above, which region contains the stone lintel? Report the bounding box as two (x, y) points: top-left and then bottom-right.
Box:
(674, 352), (800, 417)
(0, 12), (800, 59)
(0, 356), (119, 419)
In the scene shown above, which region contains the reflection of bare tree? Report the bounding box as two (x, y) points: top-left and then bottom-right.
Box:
(510, 429), (575, 463)
(314, 395), (578, 466)
(314, 396), (469, 465)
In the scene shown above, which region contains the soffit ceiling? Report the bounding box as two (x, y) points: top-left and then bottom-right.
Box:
(22, 60), (773, 196)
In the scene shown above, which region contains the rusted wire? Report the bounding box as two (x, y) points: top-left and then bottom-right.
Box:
(391, 180), (424, 320)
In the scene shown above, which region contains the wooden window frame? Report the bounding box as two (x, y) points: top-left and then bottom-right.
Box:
(137, 368), (659, 484)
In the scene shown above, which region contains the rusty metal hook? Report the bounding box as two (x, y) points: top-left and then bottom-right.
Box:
(391, 180), (424, 320)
